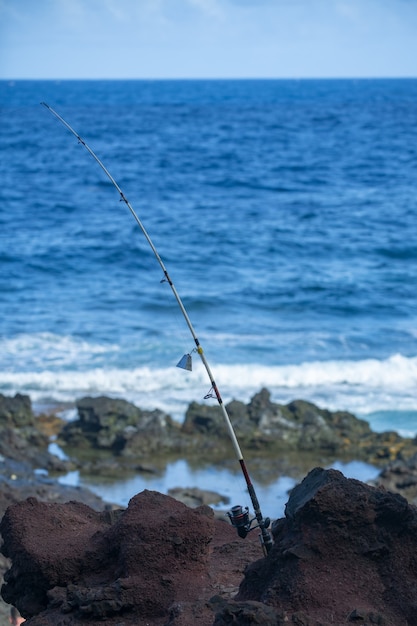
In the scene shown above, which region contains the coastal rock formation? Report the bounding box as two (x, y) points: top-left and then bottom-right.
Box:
(168, 486), (231, 509)
(0, 456), (117, 624)
(60, 395), (185, 456)
(219, 467), (417, 626)
(2, 469), (417, 625)
(0, 393), (71, 472)
(183, 389), (414, 464)
(373, 451), (417, 506)
(0, 394), (117, 623)
(3, 391), (417, 623)
(58, 390), (417, 468)
(0, 490), (260, 625)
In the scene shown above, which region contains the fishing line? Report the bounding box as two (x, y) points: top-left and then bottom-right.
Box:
(41, 102), (273, 554)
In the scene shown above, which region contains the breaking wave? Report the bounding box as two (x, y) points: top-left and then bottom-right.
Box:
(1, 334), (416, 431)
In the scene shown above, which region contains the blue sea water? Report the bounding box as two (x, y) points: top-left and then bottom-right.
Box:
(2, 78), (417, 514)
(1, 78), (417, 437)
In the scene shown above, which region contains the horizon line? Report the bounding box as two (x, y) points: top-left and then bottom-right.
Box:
(2, 75), (417, 82)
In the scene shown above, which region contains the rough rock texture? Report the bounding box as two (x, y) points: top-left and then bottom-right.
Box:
(59, 390), (417, 469)
(168, 486), (231, 509)
(373, 451), (417, 506)
(223, 467), (417, 626)
(0, 490), (261, 625)
(184, 389), (415, 464)
(0, 393), (71, 471)
(3, 471), (417, 625)
(3, 389), (417, 624)
(0, 392), (117, 624)
(0, 456), (115, 624)
(60, 395), (185, 456)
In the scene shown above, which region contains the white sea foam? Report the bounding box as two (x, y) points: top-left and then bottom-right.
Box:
(1, 352), (417, 430)
(0, 332), (119, 369)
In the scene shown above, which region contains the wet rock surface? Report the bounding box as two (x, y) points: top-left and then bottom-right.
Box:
(59, 389), (417, 469)
(372, 451), (417, 506)
(0, 393), (72, 472)
(0, 394), (116, 622)
(2, 471), (417, 625)
(168, 486), (231, 509)
(3, 392), (417, 624)
(61, 395), (185, 456)
(228, 467), (417, 626)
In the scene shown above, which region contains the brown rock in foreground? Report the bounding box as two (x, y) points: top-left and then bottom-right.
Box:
(2, 470), (417, 625)
(0, 490), (261, 625)
(224, 468), (417, 626)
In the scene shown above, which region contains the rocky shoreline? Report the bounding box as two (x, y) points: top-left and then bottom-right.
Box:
(58, 389), (417, 468)
(2, 390), (417, 624)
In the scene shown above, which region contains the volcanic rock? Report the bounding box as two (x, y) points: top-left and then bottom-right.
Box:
(3, 470), (417, 625)
(0, 393), (72, 472)
(221, 467), (417, 626)
(0, 489), (261, 625)
(372, 451), (417, 505)
(60, 395), (185, 456)
(0, 393), (118, 622)
(168, 486), (230, 508)
(0, 393), (34, 428)
(183, 388), (415, 463)
(59, 390), (417, 469)
(0, 455), (116, 624)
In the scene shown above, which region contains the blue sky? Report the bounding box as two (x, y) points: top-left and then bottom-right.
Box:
(1, 0), (416, 79)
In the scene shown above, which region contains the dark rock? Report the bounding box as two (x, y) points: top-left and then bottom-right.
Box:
(0, 393), (34, 427)
(3, 470), (417, 625)
(228, 467), (417, 626)
(372, 451), (417, 505)
(168, 486), (230, 508)
(134, 462), (159, 473)
(183, 389), (417, 463)
(284, 464), (336, 520)
(60, 395), (184, 456)
(55, 391), (417, 472)
(0, 489), (261, 625)
(285, 398), (370, 451)
(182, 401), (226, 436)
(210, 595), (285, 625)
(0, 455), (117, 625)
(0, 393), (72, 472)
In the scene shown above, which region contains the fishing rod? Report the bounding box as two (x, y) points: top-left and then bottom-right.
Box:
(41, 102), (273, 554)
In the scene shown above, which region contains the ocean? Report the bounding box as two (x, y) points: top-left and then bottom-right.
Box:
(1, 79), (417, 513)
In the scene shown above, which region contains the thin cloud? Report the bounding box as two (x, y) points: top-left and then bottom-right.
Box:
(1, 0), (416, 78)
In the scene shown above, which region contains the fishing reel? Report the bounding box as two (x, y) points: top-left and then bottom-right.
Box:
(227, 505), (270, 539)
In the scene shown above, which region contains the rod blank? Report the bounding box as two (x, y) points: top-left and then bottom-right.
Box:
(41, 102), (273, 553)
